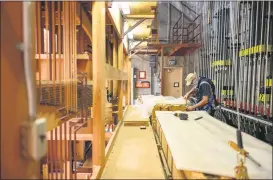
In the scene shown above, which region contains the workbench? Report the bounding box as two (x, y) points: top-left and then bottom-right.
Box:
(155, 111), (272, 179)
(101, 106), (165, 179)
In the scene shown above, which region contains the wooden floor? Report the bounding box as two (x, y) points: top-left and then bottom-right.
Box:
(101, 106), (165, 179)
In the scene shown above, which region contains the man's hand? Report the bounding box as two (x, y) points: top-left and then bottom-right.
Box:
(186, 106), (195, 111)
(183, 92), (190, 100)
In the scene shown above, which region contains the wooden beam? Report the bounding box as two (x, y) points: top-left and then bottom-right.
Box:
(35, 54), (90, 60)
(105, 64), (128, 80)
(92, 2), (106, 166)
(113, 32), (118, 97)
(76, 2), (92, 41)
(1, 2), (38, 179)
(117, 38), (124, 121)
(105, 7), (122, 40)
(125, 14), (155, 19)
(127, 57), (131, 105)
(160, 47), (164, 95)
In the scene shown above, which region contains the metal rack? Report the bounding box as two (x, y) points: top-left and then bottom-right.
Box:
(198, 1), (272, 144)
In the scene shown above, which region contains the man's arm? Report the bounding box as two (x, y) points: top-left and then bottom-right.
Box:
(184, 86), (196, 99)
(192, 96), (209, 109)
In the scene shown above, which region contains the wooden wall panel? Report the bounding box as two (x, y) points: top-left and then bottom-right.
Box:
(1, 2), (39, 179)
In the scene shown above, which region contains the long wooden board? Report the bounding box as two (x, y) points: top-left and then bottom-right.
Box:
(156, 111), (272, 179)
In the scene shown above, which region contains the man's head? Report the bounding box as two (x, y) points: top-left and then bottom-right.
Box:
(185, 72), (198, 86)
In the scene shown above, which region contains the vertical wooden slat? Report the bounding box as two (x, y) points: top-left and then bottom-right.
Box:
(36, 2), (42, 103)
(64, 121), (67, 179)
(92, 1), (106, 166)
(52, 1), (56, 106)
(160, 47), (164, 95)
(58, 1), (62, 106)
(127, 57), (131, 105)
(45, 1), (50, 102)
(113, 33), (118, 97)
(50, 130), (53, 179)
(117, 39), (124, 121)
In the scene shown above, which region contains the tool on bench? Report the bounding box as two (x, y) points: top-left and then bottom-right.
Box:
(140, 126), (146, 129)
(174, 113), (188, 120)
(194, 116), (203, 120)
(228, 141), (261, 167)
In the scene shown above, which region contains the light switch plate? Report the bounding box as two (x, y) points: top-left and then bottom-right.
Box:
(30, 117), (47, 161)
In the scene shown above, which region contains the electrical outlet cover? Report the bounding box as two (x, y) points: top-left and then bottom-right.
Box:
(31, 117), (47, 161)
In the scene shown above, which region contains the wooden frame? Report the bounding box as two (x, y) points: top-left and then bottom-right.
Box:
(139, 71), (146, 79)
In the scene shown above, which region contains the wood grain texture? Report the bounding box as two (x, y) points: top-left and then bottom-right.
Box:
(101, 106), (165, 179)
(101, 126), (165, 179)
(156, 111), (272, 179)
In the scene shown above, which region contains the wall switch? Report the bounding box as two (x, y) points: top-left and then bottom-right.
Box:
(29, 118), (47, 161)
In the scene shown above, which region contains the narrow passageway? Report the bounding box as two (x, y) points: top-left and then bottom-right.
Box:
(101, 106), (165, 179)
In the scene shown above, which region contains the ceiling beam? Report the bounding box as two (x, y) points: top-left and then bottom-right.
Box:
(123, 18), (147, 37)
(124, 15), (154, 19)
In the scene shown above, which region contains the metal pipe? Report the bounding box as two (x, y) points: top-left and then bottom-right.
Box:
(220, 106), (272, 126)
(242, 2), (250, 113)
(167, 2), (170, 43)
(22, 2), (37, 121)
(247, 2), (254, 113)
(220, 1), (226, 105)
(256, 1), (265, 116)
(251, 2), (259, 114)
(264, 1), (271, 118)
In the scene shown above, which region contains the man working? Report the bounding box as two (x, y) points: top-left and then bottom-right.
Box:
(183, 72), (217, 115)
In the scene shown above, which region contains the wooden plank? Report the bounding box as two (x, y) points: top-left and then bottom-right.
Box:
(156, 111), (272, 179)
(113, 32), (118, 97)
(160, 47), (164, 95)
(105, 64), (128, 80)
(106, 6), (122, 40)
(1, 2), (39, 179)
(35, 54), (90, 60)
(92, 2), (106, 166)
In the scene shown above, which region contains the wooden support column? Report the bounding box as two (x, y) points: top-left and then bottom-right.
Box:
(113, 33), (118, 97)
(127, 57), (132, 105)
(1, 2), (38, 179)
(92, 2), (106, 166)
(117, 40), (124, 121)
(160, 47), (164, 95)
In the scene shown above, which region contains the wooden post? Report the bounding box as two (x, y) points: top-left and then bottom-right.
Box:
(160, 47), (164, 95)
(92, 2), (106, 166)
(117, 40), (124, 120)
(113, 33), (118, 97)
(127, 57), (132, 105)
(1, 2), (39, 179)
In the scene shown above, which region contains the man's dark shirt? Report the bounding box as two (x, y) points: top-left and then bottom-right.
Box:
(196, 76), (216, 110)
